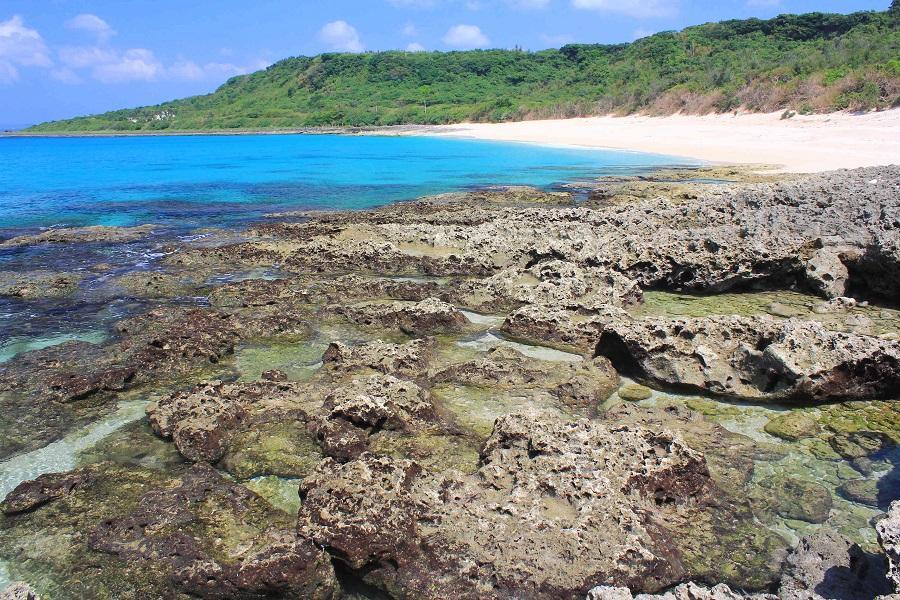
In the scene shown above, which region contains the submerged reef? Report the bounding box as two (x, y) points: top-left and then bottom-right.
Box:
(1, 166), (899, 599)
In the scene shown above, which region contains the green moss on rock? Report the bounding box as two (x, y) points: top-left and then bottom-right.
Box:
(764, 412), (820, 441)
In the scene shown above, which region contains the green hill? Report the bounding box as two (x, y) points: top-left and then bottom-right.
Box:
(28, 6), (900, 132)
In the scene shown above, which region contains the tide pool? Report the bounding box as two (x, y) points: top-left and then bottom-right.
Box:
(0, 134), (687, 232)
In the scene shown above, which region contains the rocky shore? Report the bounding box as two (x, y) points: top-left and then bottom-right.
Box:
(0, 165), (898, 599)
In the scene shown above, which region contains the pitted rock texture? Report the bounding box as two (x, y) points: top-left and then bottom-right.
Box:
(88, 463), (338, 599)
(0, 583), (41, 600)
(313, 374), (441, 460)
(587, 583), (776, 599)
(188, 167), (900, 301)
(451, 260), (643, 313)
(321, 337), (436, 379)
(878, 501), (900, 591)
(328, 297), (469, 335)
(778, 528), (893, 600)
(434, 346), (619, 408)
(1, 469), (97, 515)
(593, 314), (900, 402)
(0, 271), (83, 299)
(297, 411), (781, 599)
(147, 379), (316, 463)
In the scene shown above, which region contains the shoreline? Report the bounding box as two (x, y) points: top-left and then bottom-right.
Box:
(424, 110), (900, 173)
(5, 109), (899, 172)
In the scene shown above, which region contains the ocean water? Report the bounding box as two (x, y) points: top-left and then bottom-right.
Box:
(0, 134), (687, 233)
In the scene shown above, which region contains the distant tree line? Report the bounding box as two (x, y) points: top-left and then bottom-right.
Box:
(28, 6), (900, 132)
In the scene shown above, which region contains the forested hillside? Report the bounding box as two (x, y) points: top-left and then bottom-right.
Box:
(28, 5), (900, 132)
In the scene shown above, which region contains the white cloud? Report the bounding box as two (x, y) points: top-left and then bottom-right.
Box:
(319, 20), (364, 53)
(58, 45), (117, 69)
(50, 67), (83, 84)
(388, 0), (440, 7)
(168, 60), (265, 81)
(0, 15), (52, 83)
(92, 48), (163, 83)
(632, 27), (655, 40)
(65, 14), (116, 41)
(406, 42), (426, 52)
(508, 0), (550, 8)
(540, 32), (574, 46)
(571, 0), (677, 18)
(57, 43), (266, 84)
(442, 24), (489, 49)
(402, 23), (419, 36)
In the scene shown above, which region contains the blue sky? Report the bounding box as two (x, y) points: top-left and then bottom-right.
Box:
(0, 0), (890, 128)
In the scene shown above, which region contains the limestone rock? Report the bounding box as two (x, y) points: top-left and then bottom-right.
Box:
(433, 346), (619, 408)
(594, 314), (900, 402)
(764, 412), (820, 441)
(453, 260), (642, 313)
(313, 374), (439, 460)
(298, 411), (782, 599)
(0, 271), (83, 299)
(778, 528), (892, 599)
(147, 380), (316, 463)
(0, 583), (40, 600)
(877, 501), (900, 591)
(329, 297), (469, 335)
(587, 582), (777, 599)
(2, 468), (96, 515)
(321, 337), (435, 379)
(89, 463), (338, 599)
(0, 224), (156, 248)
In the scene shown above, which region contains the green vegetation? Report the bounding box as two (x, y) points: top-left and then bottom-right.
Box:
(28, 7), (900, 132)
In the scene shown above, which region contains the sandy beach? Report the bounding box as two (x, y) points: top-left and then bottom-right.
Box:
(427, 110), (900, 172)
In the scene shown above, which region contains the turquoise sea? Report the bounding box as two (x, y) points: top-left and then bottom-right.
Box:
(0, 134), (689, 358)
(0, 134), (687, 233)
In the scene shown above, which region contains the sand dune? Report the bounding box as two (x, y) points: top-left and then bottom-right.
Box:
(427, 109), (900, 172)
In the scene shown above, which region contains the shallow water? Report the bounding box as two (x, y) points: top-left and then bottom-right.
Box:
(0, 331), (107, 364)
(632, 290), (900, 336)
(0, 135), (686, 231)
(615, 378), (897, 549)
(0, 400), (148, 499)
(457, 331), (584, 362)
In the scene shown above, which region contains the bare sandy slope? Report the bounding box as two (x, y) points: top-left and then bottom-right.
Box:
(425, 110), (900, 172)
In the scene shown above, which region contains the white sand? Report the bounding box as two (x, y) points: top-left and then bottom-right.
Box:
(425, 110), (900, 172)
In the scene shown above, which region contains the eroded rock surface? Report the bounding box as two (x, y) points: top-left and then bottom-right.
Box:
(777, 528), (893, 599)
(594, 314), (900, 402)
(587, 583), (776, 599)
(878, 501), (900, 591)
(0, 463), (337, 599)
(298, 411), (783, 599)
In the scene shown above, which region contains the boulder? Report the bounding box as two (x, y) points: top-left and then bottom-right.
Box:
(298, 411), (783, 599)
(321, 337), (435, 379)
(594, 314), (900, 403)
